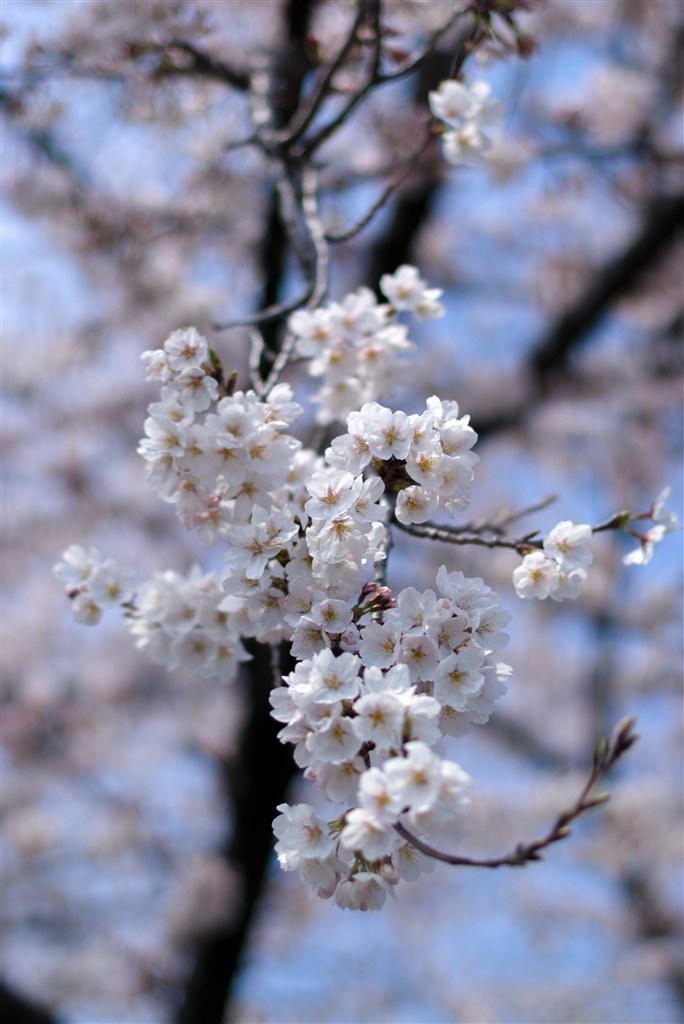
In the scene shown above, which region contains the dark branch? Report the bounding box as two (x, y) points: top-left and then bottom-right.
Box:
(157, 41), (249, 90)
(531, 192), (684, 383)
(477, 191), (684, 439)
(395, 717), (638, 868)
(0, 981), (57, 1024)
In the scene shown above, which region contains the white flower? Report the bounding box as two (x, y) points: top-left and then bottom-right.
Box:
(384, 741), (443, 815)
(289, 307), (339, 356)
(340, 808), (397, 860)
(290, 618), (330, 660)
(379, 265), (444, 319)
(305, 758), (364, 803)
(349, 475), (385, 523)
(139, 412), (188, 459)
(273, 803), (333, 862)
(169, 366), (219, 413)
(391, 842), (435, 882)
(389, 587), (439, 634)
(512, 551), (557, 599)
(163, 326), (209, 370)
(544, 521), (593, 571)
(399, 635), (440, 682)
(442, 123), (491, 165)
(334, 871), (391, 911)
(309, 649), (362, 703)
(361, 403), (413, 460)
(433, 647), (485, 710)
(429, 79), (481, 125)
(429, 79), (503, 167)
(395, 486), (438, 525)
(306, 515), (370, 564)
(141, 347), (172, 382)
(358, 622), (401, 669)
(549, 567), (588, 601)
(71, 592), (103, 626)
(305, 469), (356, 520)
(171, 629), (217, 674)
(435, 565), (490, 616)
(406, 447), (444, 488)
(53, 544), (101, 586)
(426, 608), (468, 651)
(326, 430), (372, 475)
(652, 486), (678, 530)
(264, 383), (303, 427)
(358, 767), (405, 824)
(306, 715), (360, 764)
(87, 560), (133, 608)
(624, 487), (679, 565)
(352, 692), (404, 750)
(623, 528), (665, 566)
(471, 603), (511, 652)
(408, 758), (471, 834)
(400, 691), (441, 746)
(362, 663), (413, 694)
(310, 599), (353, 634)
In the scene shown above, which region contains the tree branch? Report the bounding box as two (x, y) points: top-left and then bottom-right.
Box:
(0, 981), (56, 1024)
(157, 41), (249, 90)
(476, 191), (684, 439)
(395, 717), (638, 868)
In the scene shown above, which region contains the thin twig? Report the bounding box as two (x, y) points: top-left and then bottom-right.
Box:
(297, 6), (475, 158)
(395, 717), (638, 868)
(393, 517), (539, 554)
(378, 5), (470, 83)
(162, 40), (249, 90)
(213, 290), (314, 332)
(491, 493), (559, 531)
(326, 127), (434, 242)
(392, 497), (637, 553)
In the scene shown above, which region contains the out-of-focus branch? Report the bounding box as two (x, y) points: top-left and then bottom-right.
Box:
(476, 191), (684, 439)
(0, 86), (90, 189)
(298, 4), (476, 159)
(326, 127), (434, 243)
(482, 712), (574, 772)
(156, 40), (249, 90)
(0, 981), (57, 1024)
(531, 191), (684, 383)
(621, 868), (684, 1010)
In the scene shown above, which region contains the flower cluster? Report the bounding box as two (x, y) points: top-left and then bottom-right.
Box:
(54, 259), (672, 910)
(53, 544), (133, 626)
(429, 78), (502, 165)
(269, 562), (511, 908)
(288, 266), (443, 425)
(513, 521), (593, 601)
(326, 395), (479, 524)
(127, 568), (251, 681)
(139, 327), (303, 543)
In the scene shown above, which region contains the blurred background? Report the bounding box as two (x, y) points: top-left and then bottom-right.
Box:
(2, 2), (683, 1023)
